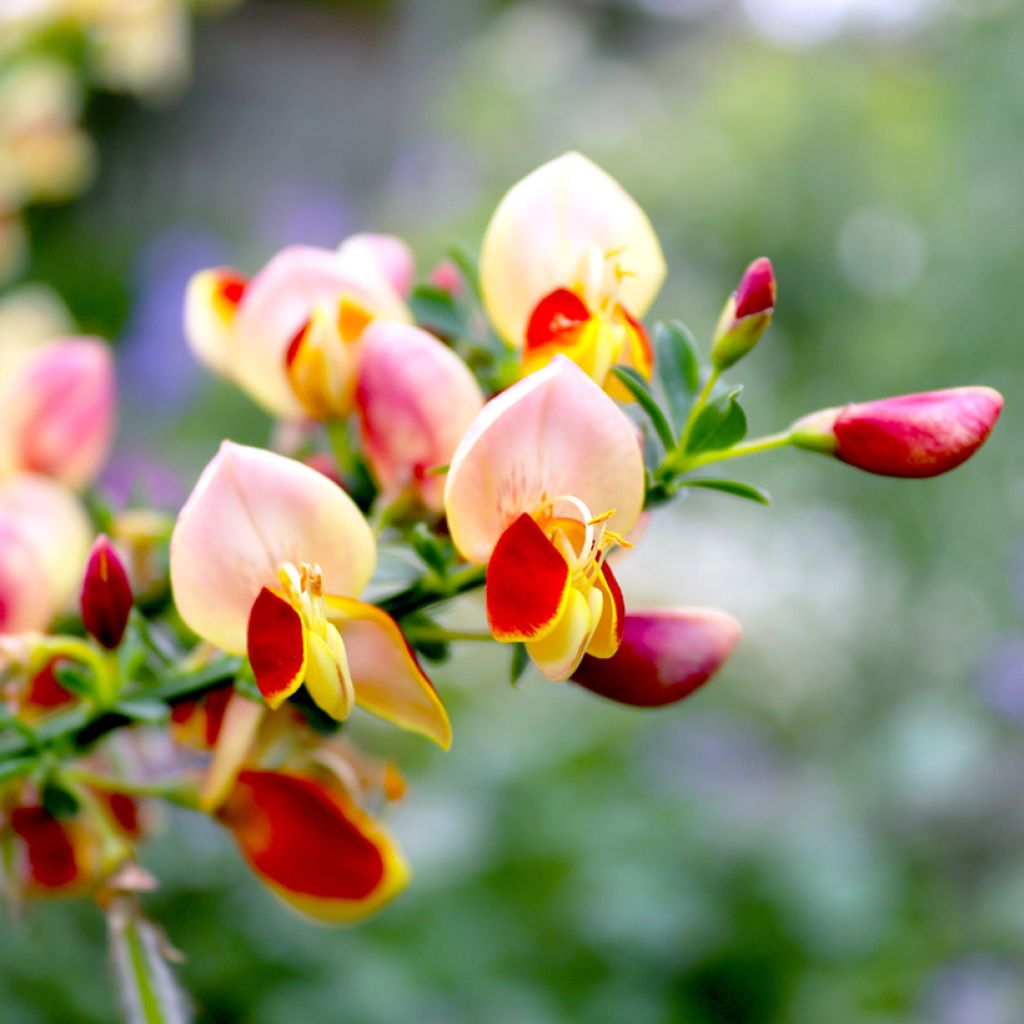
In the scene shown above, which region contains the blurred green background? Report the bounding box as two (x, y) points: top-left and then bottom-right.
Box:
(3, 0), (1023, 1021)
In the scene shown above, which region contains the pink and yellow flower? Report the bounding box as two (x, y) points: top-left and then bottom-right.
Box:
(444, 357), (645, 680)
(185, 239), (412, 420)
(480, 152), (665, 393)
(355, 322), (484, 513)
(169, 442), (450, 747)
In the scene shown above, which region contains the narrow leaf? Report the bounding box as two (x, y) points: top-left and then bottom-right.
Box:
(654, 321), (701, 434)
(509, 644), (529, 686)
(409, 285), (465, 338)
(683, 479), (772, 505)
(108, 896), (193, 1024)
(609, 366), (676, 452)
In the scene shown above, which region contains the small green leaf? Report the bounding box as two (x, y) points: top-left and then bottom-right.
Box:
(686, 386), (748, 455)
(408, 524), (450, 576)
(42, 781), (79, 818)
(683, 479), (772, 505)
(654, 321), (701, 434)
(112, 701), (169, 725)
(609, 366), (676, 452)
(409, 285), (465, 338)
(509, 644), (529, 686)
(53, 662), (96, 698)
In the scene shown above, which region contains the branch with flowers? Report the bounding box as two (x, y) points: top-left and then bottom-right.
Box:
(0, 152), (1003, 1021)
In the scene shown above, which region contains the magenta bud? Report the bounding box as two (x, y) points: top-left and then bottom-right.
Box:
(791, 386), (1003, 478)
(80, 534), (133, 649)
(571, 608), (741, 707)
(711, 257), (776, 370)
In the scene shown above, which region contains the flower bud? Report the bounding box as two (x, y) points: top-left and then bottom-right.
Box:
(428, 260), (464, 295)
(572, 607), (741, 707)
(710, 257), (776, 371)
(356, 322), (484, 512)
(81, 534), (133, 649)
(790, 386), (1003, 478)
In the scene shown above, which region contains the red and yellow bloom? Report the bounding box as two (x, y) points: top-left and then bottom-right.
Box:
(444, 357), (645, 680)
(169, 442), (450, 746)
(185, 240), (412, 420)
(480, 152), (665, 394)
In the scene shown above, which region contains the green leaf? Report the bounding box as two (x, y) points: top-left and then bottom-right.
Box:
(52, 662), (96, 698)
(683, 479), (772, 505)
(42, 781), (79, 818)
(408, 523), (450, 576)
(609, 366), (676, 452)
(509, 644), (529, 686)
(686, 386), (748, 455)
(409, 285), (465, 338)
(654, 320), (701, 434)
(445, 243), (481, 298)
(112, 701), (169, 725)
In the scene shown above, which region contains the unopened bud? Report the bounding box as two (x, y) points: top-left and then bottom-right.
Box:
(572, 608), (741, 707)
(81, 535), (133, 649)
(711, 257), (776, 371)
(790, 386), (1003, 478)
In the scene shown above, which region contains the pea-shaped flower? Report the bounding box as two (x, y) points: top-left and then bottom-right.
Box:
(185, 240), (411, 421)
(169, 442), (450, 747)
(444, 357), (645, 680)
(480, 152), (665, 394)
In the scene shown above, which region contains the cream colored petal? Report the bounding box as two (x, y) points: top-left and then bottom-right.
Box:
(444, 357), (645, 564)
(480, 152), (665, 345)
(170, 442), (376, 654)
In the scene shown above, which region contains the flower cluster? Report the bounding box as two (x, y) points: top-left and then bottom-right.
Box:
(0, 152), (1003, 1010)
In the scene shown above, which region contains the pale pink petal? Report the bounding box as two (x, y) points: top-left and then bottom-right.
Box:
(444, 356), (645, 564)
(2, 338), (115, 487)
(480, 152), (665, 345)
(0, 474), (91, 633)
(231, 246), (411, 419)
(337, 233), (415, 298)
(356, 322), (484, 512)
(170, 442), (376, 654)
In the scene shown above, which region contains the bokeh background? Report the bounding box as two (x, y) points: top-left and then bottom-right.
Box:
(2, 0), (1022, 1021)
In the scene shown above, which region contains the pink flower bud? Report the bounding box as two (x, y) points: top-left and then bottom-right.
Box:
(791, 386), (1003, 478)
(2, 339), (116, 488)
(571, 607), (741, 707)
(427, 260), (464, 295)
(81, 534), (133, 649)
(711, 257), (776, 371)
(356, 322), (484, 512)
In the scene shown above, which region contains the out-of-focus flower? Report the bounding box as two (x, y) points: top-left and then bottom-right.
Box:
(445, 357), (644, 680)
(0, 58), (95, 210)
(219, 769), (408, 923)
(185, 243), (411, 419)
(711, 257), (776, 370)
(0, 285), (72, 353)
(0, 338), (116, 488)
(355, 322), (484, 513)
(80, 535), (133, 650)
(790, 386), (1003, 478)
(480, 152), (665, 393)
(427, 260), (464, 295)
(337, 233), (415, 298)
(169, 442), (450, 746)
(0, 474), (91, 635)
(572, 608), (741, 706)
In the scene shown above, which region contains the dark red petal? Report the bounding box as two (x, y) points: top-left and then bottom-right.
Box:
(80, 535), (133, 650)
(572, 608), (741, 707)
(734, 257), (776, 319)
(247, 588), (306, 707)
(222, 771), (384, 901)
(602, 560), (626, 649)
(525, 288), (591, 351)
(10, 806), (80, 889)
(486, 514), (570, 642)
(25, 658), (74, 710)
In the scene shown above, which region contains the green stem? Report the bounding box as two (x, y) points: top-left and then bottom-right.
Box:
(67, 767), (199, 810)
(681, 430), (793, 471)
(403, 624), (492, 644)
(678, 367), (720, 451)
(379, 564), (487, 620)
